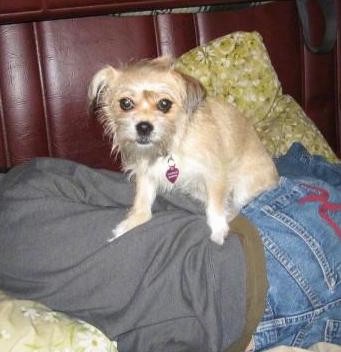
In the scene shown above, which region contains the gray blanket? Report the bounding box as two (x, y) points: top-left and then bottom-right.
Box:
(0, 158), (246, 352)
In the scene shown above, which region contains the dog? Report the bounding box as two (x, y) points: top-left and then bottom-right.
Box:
(89, 56), (279, 245)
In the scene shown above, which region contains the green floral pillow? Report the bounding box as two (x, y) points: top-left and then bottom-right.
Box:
(0, 290), (118, 352)
(255, 95), (336, 158)
(175, 31), (338, 162)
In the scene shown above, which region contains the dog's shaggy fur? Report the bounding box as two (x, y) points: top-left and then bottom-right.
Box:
(89, 57), (279, 245)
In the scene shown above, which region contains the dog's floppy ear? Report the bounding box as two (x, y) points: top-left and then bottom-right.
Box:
(177, 71), (206, 114)
(88, 65), (119, 116)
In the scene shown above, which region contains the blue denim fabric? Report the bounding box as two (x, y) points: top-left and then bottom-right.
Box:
(241, 144), (341, 350)
(275, 143), (341, 188)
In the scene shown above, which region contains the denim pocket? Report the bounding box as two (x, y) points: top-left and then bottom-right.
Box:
(262, 204), (339, 295)
(257, 179), (341, 302)
(243, 177), (341, 350)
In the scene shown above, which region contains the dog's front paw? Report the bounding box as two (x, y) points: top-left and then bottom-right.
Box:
(108, 212), (152, 242)
(107, 221), (129, 242)
(208, 216), (229, 246)
(210, 227), (229, 246)
(111, 216), (142, 240)
(113, 220), (130, 238)
(206, 210), (229, 245)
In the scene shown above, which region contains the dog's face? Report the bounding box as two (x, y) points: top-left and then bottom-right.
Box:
(89, 57), (206, 163)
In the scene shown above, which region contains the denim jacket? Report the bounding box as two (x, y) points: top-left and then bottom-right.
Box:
(242, 143), (341, 350)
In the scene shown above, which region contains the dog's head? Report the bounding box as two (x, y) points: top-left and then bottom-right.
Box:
(88, 56), (206, 162)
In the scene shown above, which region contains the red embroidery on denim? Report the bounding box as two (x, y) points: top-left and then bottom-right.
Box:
(299, 184), (341, 239)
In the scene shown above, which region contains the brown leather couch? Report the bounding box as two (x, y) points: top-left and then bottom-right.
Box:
(0, 0), (340, 172)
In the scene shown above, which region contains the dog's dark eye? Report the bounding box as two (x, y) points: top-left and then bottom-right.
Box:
(119, 97), (135, 111)
(157, 98), (172, 113)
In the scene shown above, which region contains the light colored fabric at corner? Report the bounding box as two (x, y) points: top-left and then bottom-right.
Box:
(265, 342), (341, 352)
(0, 290), (118, 352)
(310, 343), (341, 352)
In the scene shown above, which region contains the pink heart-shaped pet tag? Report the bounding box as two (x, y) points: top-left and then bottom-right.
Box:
(166, 166), (179, 184)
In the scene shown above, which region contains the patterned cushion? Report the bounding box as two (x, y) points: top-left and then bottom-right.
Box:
(0, 290), (118, 352)
(175, 31), (338, 162)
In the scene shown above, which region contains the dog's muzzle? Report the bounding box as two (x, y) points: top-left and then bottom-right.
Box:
(136, 121), (154, 145)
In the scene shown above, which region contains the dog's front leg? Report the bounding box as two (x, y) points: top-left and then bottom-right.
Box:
(205, 182), (230, 246)
(111, 173), (156, 240)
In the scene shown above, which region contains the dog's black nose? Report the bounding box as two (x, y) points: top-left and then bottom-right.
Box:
(136, 121), (154, 136)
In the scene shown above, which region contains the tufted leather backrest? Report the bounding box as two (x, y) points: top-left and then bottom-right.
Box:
(0, 0), (244, 24)
(0, 0), (340, 171)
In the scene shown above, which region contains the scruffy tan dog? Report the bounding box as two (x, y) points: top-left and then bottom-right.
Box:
(89, 57), (279, 245)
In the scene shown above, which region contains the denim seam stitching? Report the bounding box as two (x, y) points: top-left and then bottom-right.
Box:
(262, 206), (337, 292)
(256, 298), (341, 332)
(292, 321), (313, 346)
(325, 319), (341, 342)
(262, 234), (322, 307)
(263, 296), (275, 319)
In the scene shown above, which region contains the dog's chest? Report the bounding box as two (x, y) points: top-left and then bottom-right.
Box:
(149, 156), (207, 199)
